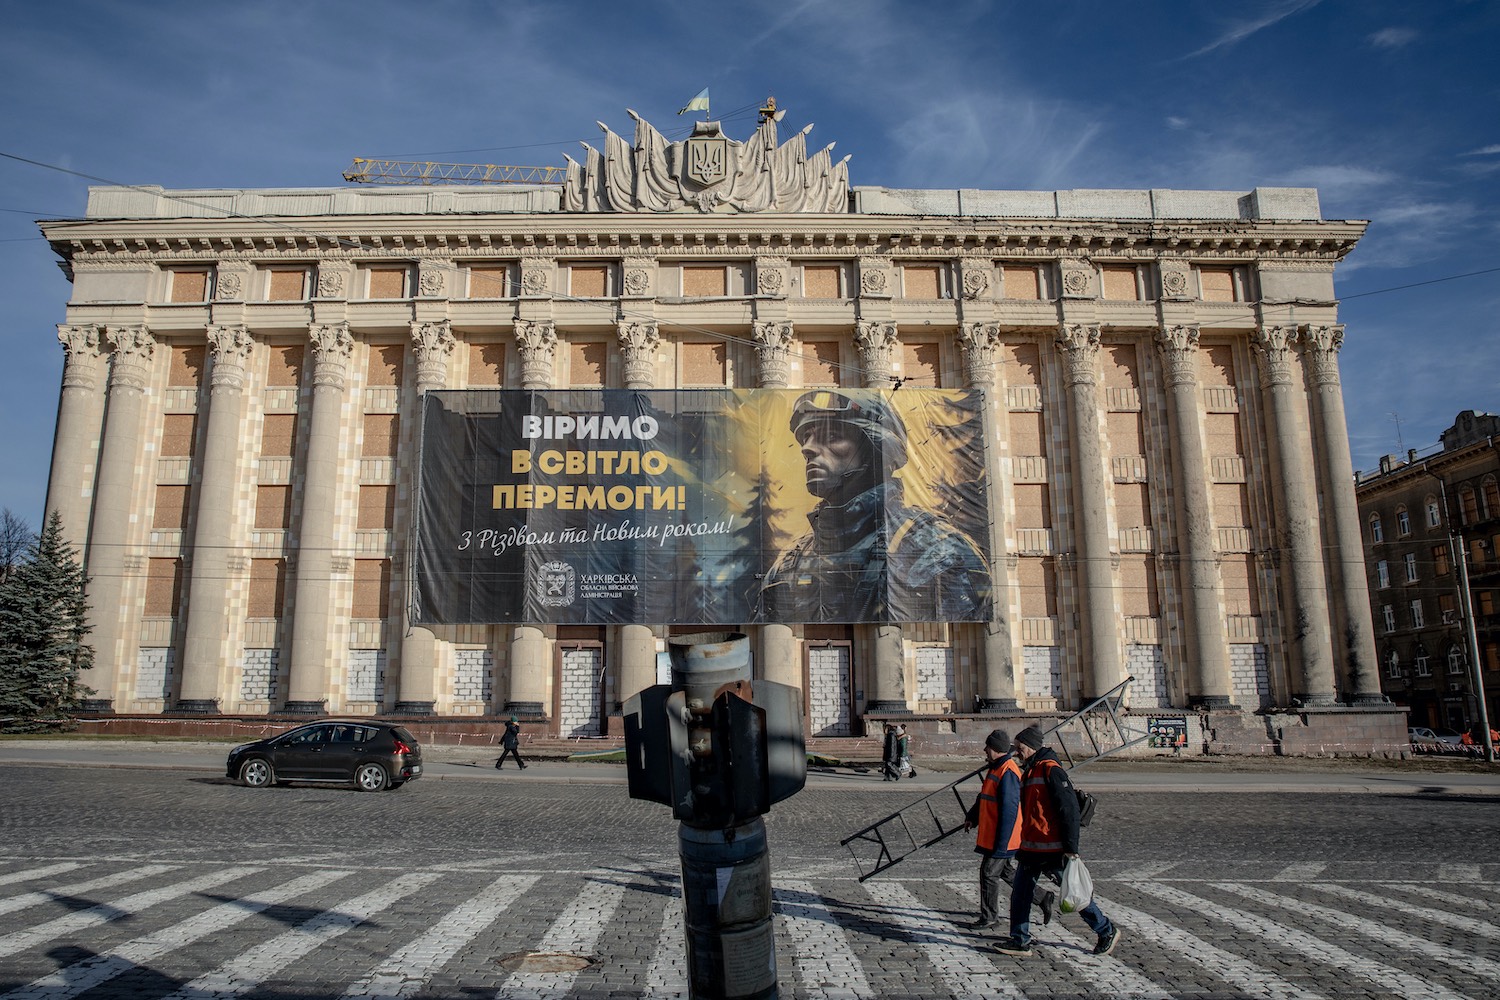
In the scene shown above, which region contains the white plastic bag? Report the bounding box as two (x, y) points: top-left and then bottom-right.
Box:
(1059, 857), (1093, 913)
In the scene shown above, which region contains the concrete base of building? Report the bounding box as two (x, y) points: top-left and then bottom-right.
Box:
(392, 701), (436, 716)
(174, 699), (220, 714)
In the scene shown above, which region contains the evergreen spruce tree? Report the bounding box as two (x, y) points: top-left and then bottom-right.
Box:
(0, 511), (94, 732)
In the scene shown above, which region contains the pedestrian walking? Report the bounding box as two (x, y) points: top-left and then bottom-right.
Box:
(896, 723), (916, 777)
(881, 723), (901, 780)
(961, 729), (1056, 930)
(995, 725), (1119, 958)
(495, 716), (528, 770)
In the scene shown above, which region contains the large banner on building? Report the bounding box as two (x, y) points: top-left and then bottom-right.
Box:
(413, 388), (992, 625)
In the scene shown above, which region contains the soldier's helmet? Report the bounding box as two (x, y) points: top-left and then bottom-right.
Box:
(788, 390), (908, 469)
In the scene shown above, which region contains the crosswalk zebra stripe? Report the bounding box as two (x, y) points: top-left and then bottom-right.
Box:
(0, 863), (178, 918)
(1132, 881), (1477, 1000)
(775, 879), (874, 1000)
(154, 870), (442, 1000)
(1112, 861), (1178, 881)
(1271, 862), (1328, 881)
(340, 873), (540, 1000)
(0, 862), (83, 888)
(1, 869), (353, 1000)
(496, 877), (628, 1000)
(1312, 882), (1500, 941)
(0, 866), (259, 960)
(1096, 894), (1325, 1000)
(1216, 881), (1500, 984)
(941, 880), (1172, 998)
(1395, 884), (1500, 923)
(861, 880), (1027, 1000)
(1438, 864), (1482, 883)
(643, 892), (686, 999)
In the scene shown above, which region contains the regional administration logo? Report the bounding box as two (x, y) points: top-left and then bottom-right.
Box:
(536, 561), (576, 608)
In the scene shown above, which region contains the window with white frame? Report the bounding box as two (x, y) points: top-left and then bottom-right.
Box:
(1382, 605), (1396, 632)
(1410, 599), (1424, 628)
(1370, 514), (1384, 543)
(1448, 646), (1465, 674)
(1426, 498), (1441, 528)
(1415, 652), (1431, 677)
(1376, 561), (1390, 588)
(1404, 552), (1418, 583)
(1397, 506), (1411, 536)
(1386, 650), (1401, 678)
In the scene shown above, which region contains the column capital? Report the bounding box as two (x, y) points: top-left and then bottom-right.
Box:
(617, 319), (659, 388)
(105, 325), (155, 391)
(1252, 324), (1299, 387)
(207, 324), (254, 391)
(1055, 323), (1101, 386)
(309, 322), (353, 389)
(513, 319), (557, 389)
(752, 320), (793, 387)
(854, 319), (897, 387)
(410, 320), (455, 392)
(1153, 324), (1201, 388)
(1300, 323), (1345, 387)
(57, 324), (105, 391)
(957, 321), (1003, 389)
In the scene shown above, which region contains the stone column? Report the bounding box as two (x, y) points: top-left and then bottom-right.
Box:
(81, 326), (156, 711)
(285, 322), (352, 714)
(45, 325), (107, 554)
(177, 325), (254, 712)
(1056, 323), (1122, 701)
(1303, 324), (1382, 702)
(615, 319), (661, 703)
(1252, 325), (1336, 705)
(505, 319), (557, 717)
(394, 320), (454, 715)
(752, 321), (800, 689)
(1154, 325), (1234, 707)
(959, 321), (1019, 711)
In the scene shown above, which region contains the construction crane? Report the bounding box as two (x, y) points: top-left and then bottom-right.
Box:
(342, 158), (566, 186)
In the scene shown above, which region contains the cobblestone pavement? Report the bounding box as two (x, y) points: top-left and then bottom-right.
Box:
(1, 761), (1497, 999)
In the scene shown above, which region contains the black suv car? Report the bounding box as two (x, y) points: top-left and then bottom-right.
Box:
(226, 720), (422, 791)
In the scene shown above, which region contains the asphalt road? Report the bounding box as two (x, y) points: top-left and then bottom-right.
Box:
(2, 744), (1498, 998)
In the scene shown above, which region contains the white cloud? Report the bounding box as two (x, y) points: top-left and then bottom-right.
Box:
(1166, 116), (1190, 130)
(1368, 27), (1418, 49)
(1461, 144), (1500, 156)
(1180, 0), (1321, 59)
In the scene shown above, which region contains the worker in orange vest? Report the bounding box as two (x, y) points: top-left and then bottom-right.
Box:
(963, 729), (1057, 931)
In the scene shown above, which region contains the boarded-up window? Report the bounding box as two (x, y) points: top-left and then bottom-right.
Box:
(570, 264), (609, 297)
(467, 263), (513, 298)
(267, 345), (304, 387)
(1114, 483), (1150, 528)
(682, 265), (727, 297)
(260, 414), (297, 457)
(168, 346), (205, 387)
(902, 264), (943, 299)
(366, 345), (404, 387)
(468, 343), (504, 386)
(1219, 555), (1261, 616)
(352, 559), (391, 619)
(1485, 478), (1500, 518)
(803, 342), (842, 387)
(803, 264), (843, 298)
(901, 342), (940, 388)
(160, 414), (197, 457)
(1017, 557), (1057, 617)
(153, 484), (190, 530)
(1199, 267), (1238, 302)
(358, 485), (394, 530)
(1002, 264), (1042, 300)
(1201, 344), (1236, 388)
(366, 266), (408, 299)
(1005, 342), (1041, 386)
(1433, 545), (1451, 576)
(1205, 412), (1241, 456)
(1103, 345), (1138, 390)
(363, 414), (398, 458)
(1119, 554), (1157, 617)
(570, 342), (606, 387)
(143, 558), (182, 617)
(1013, 483), (1050, 529)
(1107, 410), (1143, 452)
(266, 269), (306, 301)
(247, 558), (285, 618)
(255, 485), (291, 530)
(1213, 483), (1249, 526)
(169, 269), (210, 303)
(1460, 487), (1479, 524)
(1009, 411), (1045, 455)
(682, 342), (725, 386)
(1100, 265), (1141, 301)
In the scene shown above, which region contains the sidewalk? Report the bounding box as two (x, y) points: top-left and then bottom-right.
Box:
(3, 737), (1499, 796)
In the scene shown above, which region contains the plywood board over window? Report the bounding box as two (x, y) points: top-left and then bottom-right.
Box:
(169, 269), (210, 303)
(366, 345), (404, 387)
(153, 484), (191, 530)
(366, 266), (408, 299)
(1009, 411), (1045, 456)
(466, 264), (513, 298)
(160, 414), (197, 457)
(900, 342), (941, 388)
(1002, 264), (1043, 300)
(1013, 482), (1051, 529)
(681, 342), (726, 386)
(1114, 482), (1151, 528)
(1119, 554), (1158, 617)
(358, 484), (394, 530)
(1201, 344), (1236, 388)
(352, 559), (391, 619)
(1199, 267), (1238, 302)
(1108, 410), (1144, 452)
(682, 265), (727, 297)
(1219, 555), (1261, 616)
(803, 341), (843, 387)
(569, 342), (606, 387)
(255, 485), (291, 530)
(468, 343), (505, 386)
(144, 558), (182, 617)
(266, 269), (307, 301)
(1005, 342), (1042, 386)
(363, 414), (399, 458)
(1018, 557), (1057, 617)
(570, 264), (610, 297)
(169, 346), (205, 387)
(901, 264), (943, 299)
(267, 345), (304, 387)
(1100, 265), (1142, 301)
(247, 558), (286, 618)
(802, 264), (843, 298)
(260, 414), (297, 457)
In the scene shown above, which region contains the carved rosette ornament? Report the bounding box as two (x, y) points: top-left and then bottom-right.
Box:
(316, 268), (345, 299)
(756, 264), (786, 297)
(961, 266), (992, 301)
(410, 320), (455, 392)
(1252, 325), (1299, 387)
(418, 266), (446, 298)
(958, 321), (1003, 388)
(521, 266), (550, 296)
(622, 267), (651, 297)
(57, 324), (105, 392)
(1153, 325), (1201, 389)
(854, 320), (898, 385)
(858, 264), (890, 297)
(1301, 324), (1345, 387)
(214, 270), (244, 300)
(206, 325), (255, 391)
(512, 320), (558, 388)
(309, 322), (354, 389)
(105, 326), (156, 391)
(1159, 260), (1192, 300)
(1055, 324), (1102, 386)
(616, 320), (660, 388)
(752, 321), (794, 387)
(1059, 260), (1095, 299)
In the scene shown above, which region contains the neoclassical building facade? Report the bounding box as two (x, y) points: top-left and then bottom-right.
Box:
(38, 112), (1395, 748)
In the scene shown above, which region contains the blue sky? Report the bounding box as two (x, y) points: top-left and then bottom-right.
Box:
(2, 0), (1497, 526)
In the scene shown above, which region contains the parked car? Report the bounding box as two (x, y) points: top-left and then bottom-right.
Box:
(1408, 726), (1466, 753)
(226, 720), (422, 791)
